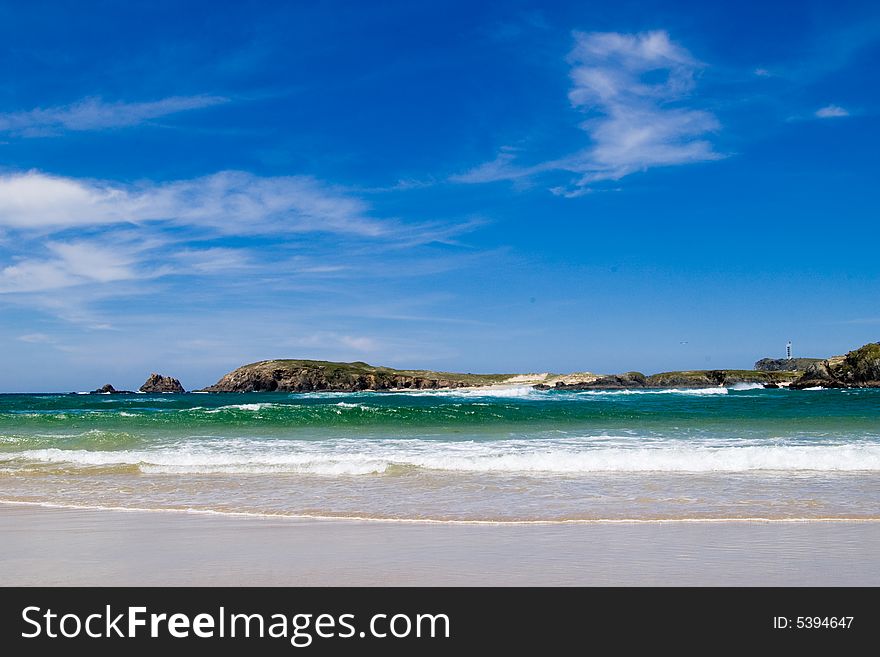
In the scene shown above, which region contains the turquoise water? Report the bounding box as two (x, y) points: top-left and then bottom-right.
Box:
(1, 386), (879, 521)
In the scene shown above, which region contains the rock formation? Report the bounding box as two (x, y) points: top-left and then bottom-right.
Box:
(198, 360), (509, 393)
(542, 372), (647, 390)
(643, 370), (797, 387)
(790, 343), (880, 389)
(139, 373), (186, 393)
(531, 368), (798, 390)
(90, 384), (135, 394)
(754, 357), (823, 372)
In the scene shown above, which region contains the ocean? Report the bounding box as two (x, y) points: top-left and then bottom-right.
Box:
(1, 386), (879, 522)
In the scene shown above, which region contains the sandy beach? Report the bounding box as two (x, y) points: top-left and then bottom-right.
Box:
(1, 504), (878, 586)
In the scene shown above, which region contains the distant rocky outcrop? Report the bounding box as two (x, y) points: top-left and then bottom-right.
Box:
(791, 343), (880, 389)
(541, 372), (647, 390)
(535, 368), (800, 390)
(139, 373), (185, 393)
(90, 384), (134, 394)
(645, 370), (798, 388)
(199, 360), (510, 393)
(754, 357), (823, 372)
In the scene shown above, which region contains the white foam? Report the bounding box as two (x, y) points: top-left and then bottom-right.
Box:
(204, 403), (277, 413)
(10, 441), (880, 475)
(333, 402), (379, 412)
(293, 391), (379, 399)
(578, 387), (729, 396)
(730, 383), (765, 391)
(289, 385), (731, 399)
(802, 387), (825, 391)
(388, 385), (542, 399)
(9, 447), (389, 475)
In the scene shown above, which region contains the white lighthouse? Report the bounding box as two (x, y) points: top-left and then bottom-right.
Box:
(786, 341), (792, 361)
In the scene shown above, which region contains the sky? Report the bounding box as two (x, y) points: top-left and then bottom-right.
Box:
(0, 0), (878, 391)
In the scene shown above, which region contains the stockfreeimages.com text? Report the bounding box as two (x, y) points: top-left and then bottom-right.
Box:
(22, 605), (450, 647)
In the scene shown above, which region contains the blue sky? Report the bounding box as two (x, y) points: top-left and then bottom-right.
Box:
(0, 0), (878, 391)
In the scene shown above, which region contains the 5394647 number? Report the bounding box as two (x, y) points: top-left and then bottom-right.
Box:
(774, 616), (854, 629)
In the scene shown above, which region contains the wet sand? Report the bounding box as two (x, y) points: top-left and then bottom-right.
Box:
(1, 505), (878, 586)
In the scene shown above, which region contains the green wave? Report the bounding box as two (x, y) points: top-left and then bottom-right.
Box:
(0, 429), (144, 452)
(1, 390), (879, 438)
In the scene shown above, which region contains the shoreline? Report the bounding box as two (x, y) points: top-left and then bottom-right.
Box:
(2, 503), (879, 585)
(2, 499), (880, 525)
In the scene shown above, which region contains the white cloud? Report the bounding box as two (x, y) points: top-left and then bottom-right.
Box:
(0, 239), (146, 293)
(452, 149), (526, 184)
(279, 331), (380, 353)
(815, 104), (849, 118)
(454, 30), (722, 193)
(754, 67), (771, 77)
(17, 333), (54, 343)
(0, 95), (228, 136)
(339, 335), (379, 351)
(0, 170), (386, 236)
(0, 170), (478, 296)
(47, 241), (141, 283)
(169, 248), (255, 274)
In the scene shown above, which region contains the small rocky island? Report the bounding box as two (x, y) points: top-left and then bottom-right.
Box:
(139, 373), (185, 393)
(89, 373), (186, 394)
(90, 383), (135, 394)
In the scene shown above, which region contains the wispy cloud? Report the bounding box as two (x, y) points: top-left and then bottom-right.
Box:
(169, 247), (256, 274)
(17, 333), (55, 344)
(815, 104), (850, 118)
(830, 317), (880, 325)
(338, 335), (379, 351)
(0, 170), (387, 236)
(271, 330), (382, 354)
(0, 170), (481, 297)
(0, 238), (158, 293)
(0, 95), (228, 136)
(454, 30), (722, 194)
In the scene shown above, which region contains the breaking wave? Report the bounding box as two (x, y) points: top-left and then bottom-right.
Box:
(576, 387), (729, 396)
(7, 440), (880, 475)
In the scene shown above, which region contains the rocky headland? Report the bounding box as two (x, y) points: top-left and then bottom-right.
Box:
(197, 360), (512, 393)
(789, 343), (880, 389)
